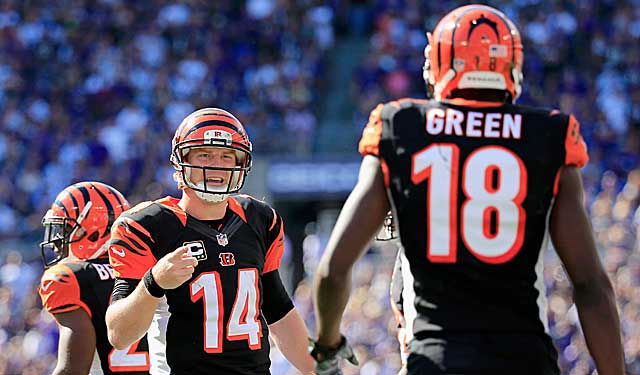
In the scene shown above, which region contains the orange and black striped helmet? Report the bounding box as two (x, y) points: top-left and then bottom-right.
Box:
(40, 181), (130, 268)
(423, 4), (524, 102)
(170, 107), (252, 199)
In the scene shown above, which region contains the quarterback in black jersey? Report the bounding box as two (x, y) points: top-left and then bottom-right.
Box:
(105, 107), (314, 375)
(312, 4), (624, 375)
(39, 181), (150, 375)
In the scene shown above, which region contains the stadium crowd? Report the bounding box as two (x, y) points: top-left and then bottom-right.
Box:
(0, 0), (638, 374)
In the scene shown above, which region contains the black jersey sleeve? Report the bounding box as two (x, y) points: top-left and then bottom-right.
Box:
(261, 269), (294, 324)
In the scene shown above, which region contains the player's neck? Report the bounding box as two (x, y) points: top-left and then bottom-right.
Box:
(179, 190), (228, 220)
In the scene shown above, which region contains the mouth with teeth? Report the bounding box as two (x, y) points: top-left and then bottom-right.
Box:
(206, 176), (225, 185)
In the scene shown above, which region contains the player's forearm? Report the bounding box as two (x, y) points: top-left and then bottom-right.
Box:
(269, 309), (315, 374)
(573, 280), (625, 375)
(106, 283), (159, 349)
(313, 265), (352, 347)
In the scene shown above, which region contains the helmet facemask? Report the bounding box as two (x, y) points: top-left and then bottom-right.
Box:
(171, 108), (253, 203)
(173, 141), (252, 203)
(40, 202), (92, 268)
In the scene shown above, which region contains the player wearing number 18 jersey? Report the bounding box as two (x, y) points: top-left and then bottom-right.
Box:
(312, 4), (624, 375)
(38, 182), (150, 375)
(106, 108), (314, 375)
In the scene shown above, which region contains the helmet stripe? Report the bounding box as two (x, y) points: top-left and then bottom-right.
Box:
(466, 16), (499, 40)
(179, 114), (239, 140)
(449, 5), (516, 69)
(53, 199), (71, 217)
(89, 182), (115, 238)
(103, 184), (126, 209)
(477, 5), (516, 66)
(64, 188), (80, 218)
(183, 120), (243, 140)
(193, 112), (237, 121)
(450, 6), (483, 70)
(467, 5), (516, 65)
(74, 183), (91, 210)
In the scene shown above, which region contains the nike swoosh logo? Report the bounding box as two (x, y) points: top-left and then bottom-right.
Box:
(111, 247), (125, 257)
(41, 280), (54, 291)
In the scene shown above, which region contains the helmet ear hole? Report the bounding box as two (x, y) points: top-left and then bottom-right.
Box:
(88, 231), (100, 242)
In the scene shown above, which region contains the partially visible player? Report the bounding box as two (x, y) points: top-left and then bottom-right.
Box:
(105, 107), (314, 375)
(311, 4), (624, 375)
(39, 181), (150, 375)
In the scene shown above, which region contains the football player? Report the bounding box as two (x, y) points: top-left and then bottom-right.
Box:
(105, 108), (315, 374)
(39, 181), (151, 375)
(311, 4), (624, 375)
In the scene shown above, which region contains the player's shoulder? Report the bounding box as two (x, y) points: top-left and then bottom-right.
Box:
(230, 194), (279, 225)
(42, 259), (93, 281)
(511, 103), (573, 124)
(232, 194), (277, 215)
(39, 261), (83, 309)
(377, 97), (434, 120)
(41, 262), (77, 286)
(116, 196), (187, 230)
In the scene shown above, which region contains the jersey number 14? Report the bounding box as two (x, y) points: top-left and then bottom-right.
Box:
(190, 268), (261, 353)
(412, 144), (527, 264)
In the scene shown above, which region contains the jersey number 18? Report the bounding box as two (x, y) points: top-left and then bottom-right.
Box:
(412, 144), (527, 264)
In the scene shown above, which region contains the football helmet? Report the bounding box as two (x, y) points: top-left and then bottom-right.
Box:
(171, 107), (252, 203)
(423, 4), (523, 102)
(40, 181), (130, 268)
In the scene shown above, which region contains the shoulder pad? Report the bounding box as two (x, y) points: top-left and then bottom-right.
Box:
(39, 263), (91, 317)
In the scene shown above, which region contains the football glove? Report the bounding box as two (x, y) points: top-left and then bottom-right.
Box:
(309, 336), (359, 375)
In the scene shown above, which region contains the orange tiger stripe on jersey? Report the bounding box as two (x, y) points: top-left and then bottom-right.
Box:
(156, 197), (187, 226)
(39, 263), (92, 317)
(110, 230), (151, 254)
(553, 166), (563, 196)
(268, 207), (278, 231)
(228, 196), (248, 223)
(380, 158), (391, 188)
(122, 217), (155, 243)
(109, 243), (158, 280)
(358, 103), (384, 157)
(109, 221), (158, 279)
(263, 218), (284, 274)
(565, 114), (589, 168)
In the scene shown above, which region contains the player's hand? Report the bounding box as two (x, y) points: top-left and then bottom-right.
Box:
(151, 246), (198, 289)
(309, 336), (358, 375)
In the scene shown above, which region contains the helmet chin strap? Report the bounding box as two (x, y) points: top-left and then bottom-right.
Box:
(183, 166), (241, 203)
(186, 170), (229, 203)
(194, 187), (228, 203)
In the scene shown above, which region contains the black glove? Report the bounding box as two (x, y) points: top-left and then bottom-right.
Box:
(309, 336), (359, 375)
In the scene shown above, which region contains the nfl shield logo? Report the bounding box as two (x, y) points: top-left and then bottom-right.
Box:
(216, 233), (228, 246)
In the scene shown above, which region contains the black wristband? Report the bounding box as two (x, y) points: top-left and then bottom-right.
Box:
(143, 268), (165, 298)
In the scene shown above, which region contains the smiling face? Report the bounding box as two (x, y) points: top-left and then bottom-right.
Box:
(184, 146), (238, 193)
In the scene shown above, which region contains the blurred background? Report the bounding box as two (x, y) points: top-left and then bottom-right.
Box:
(0, 0), (638, 374)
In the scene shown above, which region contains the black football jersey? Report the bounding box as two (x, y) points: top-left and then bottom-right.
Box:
(39, 258), (150, 375)
(108, 195), (286, 375)
(360, 98), (588, 339)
